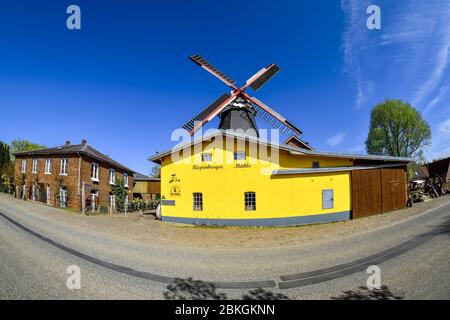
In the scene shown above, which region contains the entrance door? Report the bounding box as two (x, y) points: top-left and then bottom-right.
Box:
(109, 194), (116, 211)
(46, 186), (51, 205)
(59, 188), (67, 208)
(91, 191), (98, 210)
(32, 185), (36, 201)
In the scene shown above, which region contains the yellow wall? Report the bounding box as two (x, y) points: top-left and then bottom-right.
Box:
(159, 139), (352, 221)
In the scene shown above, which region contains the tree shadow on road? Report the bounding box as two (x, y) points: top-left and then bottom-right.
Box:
(163, 278), (227, 300)
(163, 278), (290, 300)
(331, 286), (404, 300)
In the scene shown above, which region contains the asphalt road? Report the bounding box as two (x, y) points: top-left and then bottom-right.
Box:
(0, 195), (449, 299)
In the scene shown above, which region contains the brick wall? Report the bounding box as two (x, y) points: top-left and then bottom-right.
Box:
(14, 154), (134, 212)
(14, 155), (81, 210)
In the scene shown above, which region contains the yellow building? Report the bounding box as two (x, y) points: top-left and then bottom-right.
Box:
(150, 131), (411, 226)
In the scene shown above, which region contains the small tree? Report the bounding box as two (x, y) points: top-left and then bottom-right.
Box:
(150, 165), (161, 178)
(365, 99), (431, 158)
(110, 177), (128, 214)
(10, 139), (46, 161)
(0, 141), (11, 175)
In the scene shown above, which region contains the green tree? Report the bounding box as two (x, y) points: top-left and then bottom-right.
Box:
(111, 177), (128, 210)
(150, 164), (161, 178)
(0, 141), (11, 174)
(10, 139), (46, 161)
(365, 99), (431, 158)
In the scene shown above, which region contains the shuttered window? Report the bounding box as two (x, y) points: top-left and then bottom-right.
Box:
(322, 189), (334, 209)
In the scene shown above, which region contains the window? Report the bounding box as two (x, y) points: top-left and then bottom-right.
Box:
(91, 163), (99, 181)
(45, 158), (52, 174)
(60, 158), (68, 175)
(312, 161), (320, 168)
(244, 192), (256, 211)
(201, 153), (212, 162)
(109, 169), (116, 185)
(32, 159), (38, 173)
(234, 151), (246, 161)
(193, 193), (203, 211)
(124, 173), (129, 188)
(322, 189), (334, 209)
(21, 159), (27, 173)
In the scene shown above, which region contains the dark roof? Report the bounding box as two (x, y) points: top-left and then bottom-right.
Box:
(14, 141), (134, 173)
(133, 172), (160, 182)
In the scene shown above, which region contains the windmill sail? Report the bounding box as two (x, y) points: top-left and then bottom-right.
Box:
(247, 96), (302, 137)
(182, 93), (231, 133)
(247, 64), (281, 91)
(189, 54), (237, 88)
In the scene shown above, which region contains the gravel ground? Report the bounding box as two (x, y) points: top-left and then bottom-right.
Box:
(1, 193), (449, 249)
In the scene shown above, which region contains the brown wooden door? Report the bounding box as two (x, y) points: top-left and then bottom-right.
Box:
(351, 169), (382, 218)
(381, 168), (406, 213)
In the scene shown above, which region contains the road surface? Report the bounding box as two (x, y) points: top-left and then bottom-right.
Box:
(0, 195), (449, 299)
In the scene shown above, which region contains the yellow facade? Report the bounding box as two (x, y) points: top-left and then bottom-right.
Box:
(156, 136), (354, 226)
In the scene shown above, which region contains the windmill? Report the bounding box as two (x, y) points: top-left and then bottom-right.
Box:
(182, 54), (312, 149)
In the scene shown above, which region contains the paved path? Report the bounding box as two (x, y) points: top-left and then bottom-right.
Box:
(0, 195), (449, 299)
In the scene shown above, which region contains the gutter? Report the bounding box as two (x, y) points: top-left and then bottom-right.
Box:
(272, 163), (408, 175)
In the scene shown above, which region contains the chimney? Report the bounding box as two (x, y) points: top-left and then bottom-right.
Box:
(81, 139), (87, 146)
(65, 140), (71, 146)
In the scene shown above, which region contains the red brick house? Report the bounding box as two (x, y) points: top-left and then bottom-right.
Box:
(13, 139), (134, 212)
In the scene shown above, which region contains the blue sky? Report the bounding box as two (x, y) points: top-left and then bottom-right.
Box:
(0, 0), (449, 174)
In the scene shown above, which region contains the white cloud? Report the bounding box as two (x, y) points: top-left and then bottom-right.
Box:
(425, 118), (450, 160)
(413, 29), (450, 105)
(423, 84), (450, 115)
(439, 118), (450, 134)
(341, 0), (450, 111)
(327, 132), (347, 147)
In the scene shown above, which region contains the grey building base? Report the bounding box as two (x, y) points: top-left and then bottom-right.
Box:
(161, 211), (350, 227)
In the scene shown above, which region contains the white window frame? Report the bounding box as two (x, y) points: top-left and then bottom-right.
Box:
(124, 173), (129, 188)
(60, 158), (68, 176)
(21, 159), (27, 173)
(91, 163), (99, 182)
(109, 169), (116, 185)
(32, 159), (38, 173)
(45, 158), (52, 174)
